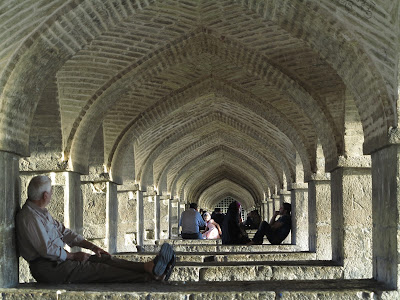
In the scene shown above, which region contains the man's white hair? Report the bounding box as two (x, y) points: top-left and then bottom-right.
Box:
(27, 175), (52, 201)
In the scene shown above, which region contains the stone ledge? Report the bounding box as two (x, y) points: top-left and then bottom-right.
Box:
(1, 279), (392, 299)
(115, 251), (316, 263)
(169, 261), (343, 282)
(141, 242), (301, 253)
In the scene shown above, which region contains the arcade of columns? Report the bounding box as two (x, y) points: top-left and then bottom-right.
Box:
(0, 0), (399, 294)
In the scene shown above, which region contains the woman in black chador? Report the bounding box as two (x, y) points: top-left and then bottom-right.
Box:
(222, 201), (251, 245)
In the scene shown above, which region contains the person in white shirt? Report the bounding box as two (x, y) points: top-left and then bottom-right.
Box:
(16, 175), (175, 283)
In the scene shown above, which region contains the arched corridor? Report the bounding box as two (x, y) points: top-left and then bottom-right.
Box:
(0, 0), (399, 298)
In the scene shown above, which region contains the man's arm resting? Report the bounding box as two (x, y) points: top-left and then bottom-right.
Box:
(76, 239), (111, 257)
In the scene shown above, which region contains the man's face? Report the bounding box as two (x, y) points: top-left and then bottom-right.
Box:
(279, 206), (285, 215)
(43, 186), (53, 207)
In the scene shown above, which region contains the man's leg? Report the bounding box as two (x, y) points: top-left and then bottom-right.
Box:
(182, 232), (202, 239)
(252, 221), (272, 244)
(29, 243), (175, 283)
(29, 258), (151, 284)
(68, 258), (152, 283)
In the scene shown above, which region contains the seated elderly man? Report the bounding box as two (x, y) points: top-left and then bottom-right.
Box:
(16, 175), (175, 283)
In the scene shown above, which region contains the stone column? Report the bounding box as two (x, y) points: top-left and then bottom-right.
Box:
(371, 144), (400, 289)
(290, 183), (308, 250)
(331, 157), (372, 279)
(267, 198), (274, 221)
(116, 189), (137, 252)
(63, 172), (83, 241)
(106, 182), (118, 254)
(169, 199), (179, 238)
(0, 151), (20, 288)
(280, 189), (292, 244)
(159, 196), (169, 240)
(261, 200), (268, 221)
(81, 181), (107, 249)
(136, 190), (144, 246)
(272, 194), (281, 215)
(308, 173), (332, 260)
(143, 190), (156, 244)
(154, 195), (160, 241)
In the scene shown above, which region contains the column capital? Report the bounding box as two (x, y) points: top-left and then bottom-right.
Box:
(289, 182), (308, 190)
(335, 155), (371, 169)
(117, 182), (140, 192)
(310, 172), (331, 181)
(279, 189), (291, 195)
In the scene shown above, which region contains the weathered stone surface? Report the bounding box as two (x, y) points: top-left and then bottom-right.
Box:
(271, 266), (343, 280)
(0, 279), (390, 299)
(82, 184), (107, 241)
(200, 265), (273, 281)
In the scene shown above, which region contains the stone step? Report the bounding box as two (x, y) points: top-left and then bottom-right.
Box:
(3, 279), (395, 299)
(169, 260), (344, 282)
(140, 243), (301, 253)
(115, 250), (316, 263)
(156, 237), (278, 245)
(113, 255), (345, 282)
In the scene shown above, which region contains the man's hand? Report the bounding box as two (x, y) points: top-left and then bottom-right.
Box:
(77, 239), (112, 258)
(67, 251), (91, 262)
(91, 245), (111, 258)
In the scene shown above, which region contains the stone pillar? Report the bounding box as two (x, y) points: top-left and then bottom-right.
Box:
(280, 189), (292, 244)
(267, 198), (274, 221)
(290, 183), (309, 250)
(169, 199), (179, 238)
(371, 144), (400, 289)
(154, 195), (160, 241)
(106, 182), (118, 254)
(272, 194), (281, 215)
(63, 172), (83, 241)
(81, 181), (107, 249)
(143, 191), (156, 244)
(0, 151), (20, 288)
(136, 190), (144, 246)
(261, 201), (268, 221)
(308, 173), (332, 260)
(159, 196), (169, 240)
(116, 189), (137, 252)
(331, 159), (372, 279)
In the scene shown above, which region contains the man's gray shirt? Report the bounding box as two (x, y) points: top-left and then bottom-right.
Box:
(16, 200), (84, 262)
(179, 208), (206, 234)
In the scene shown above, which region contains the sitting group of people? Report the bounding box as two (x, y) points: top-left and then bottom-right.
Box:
(179, 201), (292, 245)
(17, 175), (291, 285)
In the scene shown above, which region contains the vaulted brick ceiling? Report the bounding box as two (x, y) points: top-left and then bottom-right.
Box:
(59, 1), (343, 207)
(0, 0), (396, 209)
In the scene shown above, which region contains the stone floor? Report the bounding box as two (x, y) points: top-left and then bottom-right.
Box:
(1, 279), (395, 299)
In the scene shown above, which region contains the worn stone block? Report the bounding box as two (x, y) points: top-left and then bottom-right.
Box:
(271, 266), (343, 280)
(200, 265), (273, 281)
(169, 266), (201, 282)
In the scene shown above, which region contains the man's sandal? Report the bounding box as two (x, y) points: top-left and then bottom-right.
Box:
(153, 243), (175, 280)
